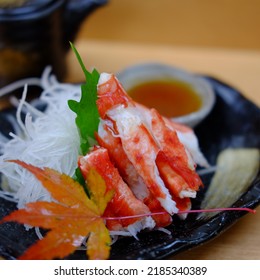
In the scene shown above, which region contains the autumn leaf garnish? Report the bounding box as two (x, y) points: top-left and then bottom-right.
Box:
(0, 160), (114, 260)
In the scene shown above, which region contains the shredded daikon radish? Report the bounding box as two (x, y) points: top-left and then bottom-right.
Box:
(0, 67), (82, 209)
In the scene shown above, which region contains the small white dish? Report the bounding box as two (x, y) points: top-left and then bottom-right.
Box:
(117, 63), (216, 127)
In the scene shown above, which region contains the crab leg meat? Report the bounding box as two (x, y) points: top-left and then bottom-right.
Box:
(92, 72), (206, 230)
(96, 121), (172, 227)
(78, 147), (155, 236)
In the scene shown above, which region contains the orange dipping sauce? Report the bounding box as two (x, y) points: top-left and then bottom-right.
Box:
(128, 80), (202, 118)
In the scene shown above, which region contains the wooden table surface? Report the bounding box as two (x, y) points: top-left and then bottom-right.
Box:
(67, 39), (260, 260)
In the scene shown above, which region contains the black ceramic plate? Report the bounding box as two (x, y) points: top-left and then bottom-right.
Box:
(0, 77), (259, 260)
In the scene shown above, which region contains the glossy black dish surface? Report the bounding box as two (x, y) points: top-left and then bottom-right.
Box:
(0, 76), (259, 260)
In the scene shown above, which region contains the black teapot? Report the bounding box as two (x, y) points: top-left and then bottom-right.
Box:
(0, 0), (108, 87)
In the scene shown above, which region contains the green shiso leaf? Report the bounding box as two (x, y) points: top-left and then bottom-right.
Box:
(68, 42), (100, 155)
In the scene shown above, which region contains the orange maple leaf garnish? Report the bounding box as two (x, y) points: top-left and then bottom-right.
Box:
(0, 160), (114, 260)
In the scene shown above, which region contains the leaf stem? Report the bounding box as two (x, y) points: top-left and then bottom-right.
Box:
(102, 207), (256, 221)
